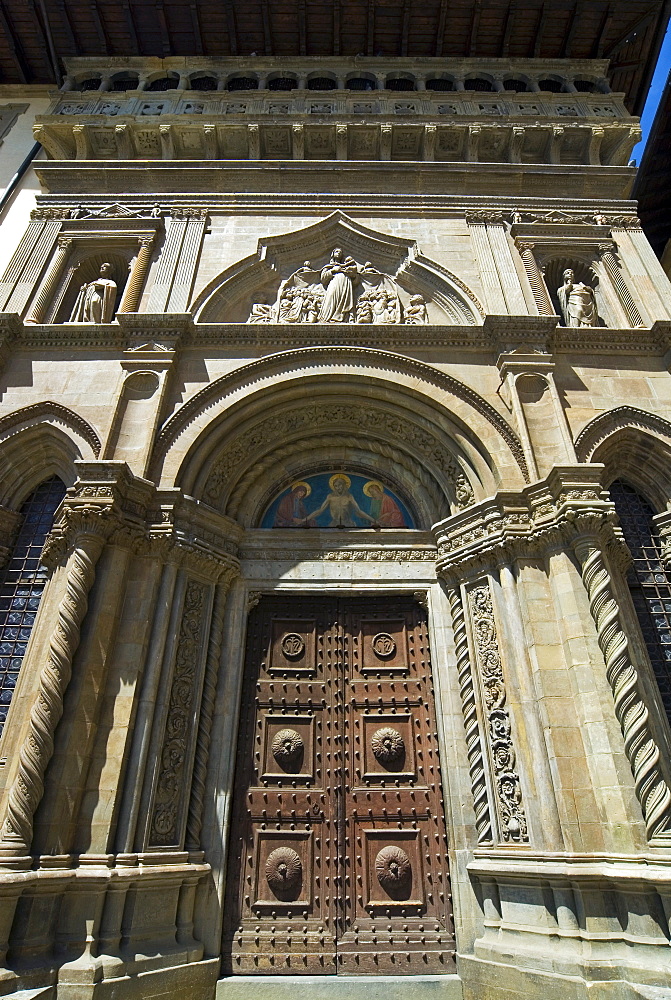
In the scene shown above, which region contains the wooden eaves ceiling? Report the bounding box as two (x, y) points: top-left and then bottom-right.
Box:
(634, 74), (671, 257)
(1, 0), (668, 112)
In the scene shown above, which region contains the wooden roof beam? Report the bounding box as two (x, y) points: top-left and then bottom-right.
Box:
(605, 9), (656, 57)
(155, 1), (172, 57)
(190, 2), (204, 56)
(500, 1), (518, 57)
(401, 0), (411, 56)
(534, 3), (548, 57)
(0, 2), (29, 82)
(594, 4), (614, 57)
(261, 0), (273, 56)
(562, 2), (581, 58)
(54, 0), (79, 55)
(469, 0), (482, 56)
(89, 0), (109, 54)
(367, 0), (376, 57)
(435, 0), (448, 56)
(122, 1), (140, 55)
(223, 0), (238, 56)
(298, 0), (307, 55)
(333, 0), (341, 56)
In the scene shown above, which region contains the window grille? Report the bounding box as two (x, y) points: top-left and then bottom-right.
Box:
(0, 477), (65, 735)
(610, 480), (671, 725)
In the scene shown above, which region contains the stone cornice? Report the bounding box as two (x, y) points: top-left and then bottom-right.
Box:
(34, 161), (635, 202)
(1, 313), (666, 357)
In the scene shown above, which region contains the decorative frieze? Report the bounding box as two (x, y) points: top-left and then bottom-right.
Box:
(149, 579), (209, 847)
(34, 116), (637, 167)
(448, 586), (493, 843)
(467, 582), (528, 843)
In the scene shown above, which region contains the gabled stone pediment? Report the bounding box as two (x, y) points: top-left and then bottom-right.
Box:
(192, 213), (483, 325)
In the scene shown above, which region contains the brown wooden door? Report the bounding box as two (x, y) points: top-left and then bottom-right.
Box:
(222, 596), (454, 976)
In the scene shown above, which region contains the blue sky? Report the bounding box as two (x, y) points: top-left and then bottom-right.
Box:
(631, 24), (671, 164)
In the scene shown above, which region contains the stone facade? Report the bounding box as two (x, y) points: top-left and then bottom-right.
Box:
(0, 54), (668, 1000)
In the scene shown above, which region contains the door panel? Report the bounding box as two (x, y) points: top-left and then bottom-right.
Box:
(222, 596), (454, 976)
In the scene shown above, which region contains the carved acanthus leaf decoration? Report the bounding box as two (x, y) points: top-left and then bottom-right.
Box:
(149, 579), (207, 847)
(468, 583), (528, 843)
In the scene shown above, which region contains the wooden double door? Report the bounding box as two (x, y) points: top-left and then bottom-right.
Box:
(223, 595), (454, 976)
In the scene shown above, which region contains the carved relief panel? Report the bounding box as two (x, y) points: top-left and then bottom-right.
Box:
(223, 596), (454, 976)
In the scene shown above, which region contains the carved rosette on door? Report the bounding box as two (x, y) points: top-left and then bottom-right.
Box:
(223, 597), (455, 975)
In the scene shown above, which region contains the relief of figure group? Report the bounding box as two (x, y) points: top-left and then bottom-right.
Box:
(248, 248), (429, 325)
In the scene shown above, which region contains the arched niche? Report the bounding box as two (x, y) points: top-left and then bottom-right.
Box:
(51, 250), (130, 325)
(540, 254), (632, 329)
(191, 212), (484, 326)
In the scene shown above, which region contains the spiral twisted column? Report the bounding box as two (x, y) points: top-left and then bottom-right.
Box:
(185, 574), (234, 850)
(0, 520), (108, 861)
(574, 534), (671, 841)
(447, 585), (493, 843)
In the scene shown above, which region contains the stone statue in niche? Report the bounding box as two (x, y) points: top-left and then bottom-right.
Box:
(557, 267), (599, 327)
(246, 248), (429, 325)
(70, 262), (118, 324)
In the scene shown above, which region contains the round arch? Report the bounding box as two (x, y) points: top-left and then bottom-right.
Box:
(152, 349), (528, 524)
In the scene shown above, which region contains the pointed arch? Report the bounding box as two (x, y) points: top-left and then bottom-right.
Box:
(576, 406), (671, 511)
(0, 404), (97, 507)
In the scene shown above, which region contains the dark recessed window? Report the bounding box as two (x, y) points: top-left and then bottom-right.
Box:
(228, 77), (258, 91)
(111, 76), (138, 92)
(268, 77), (297, 91)
(146, 76), (178, 92)
(0, 476), (66, 735)
(78, 78), (101, 92)
(386, 78), (415, 91)
(307, 77), (337, 91)
(426, 79), (454, 92)
(347, 78), (376, 91)
(574, 80), (598, 93)
(504, 79), (529, 92)
(191, 75), (218, 91)
(538, 78), (564, 92)
(610, 480), (671, 728)
(464, 78), (494, 92)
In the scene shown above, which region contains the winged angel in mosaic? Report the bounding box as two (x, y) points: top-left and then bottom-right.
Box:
(248, 248), (428, 325)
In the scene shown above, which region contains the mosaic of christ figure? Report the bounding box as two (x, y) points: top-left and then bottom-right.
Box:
(303, 473), (376, 527)
(262, 472), (415, 529)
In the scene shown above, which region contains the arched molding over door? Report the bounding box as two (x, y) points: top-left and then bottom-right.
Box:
(576, 406), (671, 511)
(151, 347), (528, 497)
